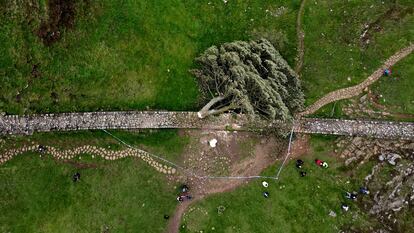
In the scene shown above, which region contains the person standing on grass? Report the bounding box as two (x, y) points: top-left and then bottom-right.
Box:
(341, 203), (349, 212)
(359, 187), (369, 195)
(345, 192), (357, 200)
(296, 159), (304, 169)
(315, 159), (323, 167)
(72, 172), (80, 182)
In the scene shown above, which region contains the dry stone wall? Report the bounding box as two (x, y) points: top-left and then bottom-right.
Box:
(1, 111), (413, 140)
(295, 118), (414, 140)
(0, 111), (247, 135)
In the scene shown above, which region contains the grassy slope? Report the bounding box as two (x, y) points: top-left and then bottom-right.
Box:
(0, 130), (187, 233)
(0, 0), (299, 114)
(371, 53), (414, 114)
(180, 136), (373, 233)
(302, 0), (413, 112)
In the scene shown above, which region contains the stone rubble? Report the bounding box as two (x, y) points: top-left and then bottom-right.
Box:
(0, 144), (176, 175)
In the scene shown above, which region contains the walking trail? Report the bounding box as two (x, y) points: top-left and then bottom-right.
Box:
(298, 44), (414, 116)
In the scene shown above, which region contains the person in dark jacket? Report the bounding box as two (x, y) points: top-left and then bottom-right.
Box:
(72, 172), (81, 182)
(359, 187), (370, 195)
(345, 191), (357, 200)
(296, 159), (304, 169)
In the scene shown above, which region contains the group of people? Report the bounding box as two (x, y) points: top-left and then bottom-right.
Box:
(295, 158), (371, 212)
(341, 187), (369, 211)
(176, 184), (192, 202)
(295, 159), (307, 177)
(175, 158), (370, 215)
(262, 181), (270, 198)
(294, 158), (329, 177)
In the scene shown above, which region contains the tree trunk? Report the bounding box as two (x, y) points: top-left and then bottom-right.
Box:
(197, 96), (226, 118)
(198, 105), (237, 118)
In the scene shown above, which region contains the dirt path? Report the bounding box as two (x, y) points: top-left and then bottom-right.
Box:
(166, 133), (284, 233)
(295, 0), (307, 75)
(298, 44), (414, 116)
(166, 198), (199, 233)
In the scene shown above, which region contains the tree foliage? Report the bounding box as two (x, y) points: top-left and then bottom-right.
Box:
(193, 39), (304, 120)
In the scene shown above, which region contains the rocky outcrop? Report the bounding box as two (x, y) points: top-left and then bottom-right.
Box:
(339, 137), (414, 232)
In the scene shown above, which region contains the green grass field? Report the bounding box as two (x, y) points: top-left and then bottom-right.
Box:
(0, 130), (186, 233)
(0, 0), (299, 114)
(301, 0), (413, 108)
(372, 53), (414, 115)
(0, 155), (176, 233)
(180, 136), (374, 233)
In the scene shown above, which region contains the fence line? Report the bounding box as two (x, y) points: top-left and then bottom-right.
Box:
(101, 129), (298, 181)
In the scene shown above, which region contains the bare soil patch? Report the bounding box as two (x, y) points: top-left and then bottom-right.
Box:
(37, 0), (76, 45)
(290, 134), (311, 158)
(360, 5), (413, 47)
(166, 130), (286, 233)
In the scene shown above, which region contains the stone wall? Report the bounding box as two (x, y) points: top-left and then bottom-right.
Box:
(295, 118), (414, 140)
(0, 111), (247, 135)
(0, 111), (413, 140)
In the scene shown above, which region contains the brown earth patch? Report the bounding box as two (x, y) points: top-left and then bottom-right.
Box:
(361, 5), (413, 47)
(166, 130), (286, 233)
(290, 134), (311, 158)
(37, 0), (76, 45)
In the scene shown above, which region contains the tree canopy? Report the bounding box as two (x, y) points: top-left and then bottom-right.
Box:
(193, 39), (304, 121)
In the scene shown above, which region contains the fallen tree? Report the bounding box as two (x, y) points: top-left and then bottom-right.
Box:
(193, 39), (304, 121)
